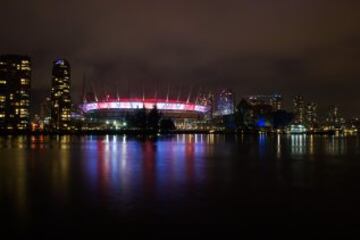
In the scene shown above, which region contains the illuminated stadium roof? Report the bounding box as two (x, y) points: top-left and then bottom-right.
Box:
(80, 98), (210, 114)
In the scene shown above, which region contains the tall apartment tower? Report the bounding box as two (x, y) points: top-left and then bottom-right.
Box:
(270, 94), (282, 111)
(326, 105), (345, 129)
(50, 59), (71, 130)
(305, 102), (317, 127)
(293, 96), (305, 124)
(0, 55), (31, 131)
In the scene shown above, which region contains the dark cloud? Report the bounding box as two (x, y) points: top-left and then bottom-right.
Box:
(1, 0), (360, 117)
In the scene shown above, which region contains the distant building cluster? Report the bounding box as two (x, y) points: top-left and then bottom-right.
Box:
(0, 54), (359, 134)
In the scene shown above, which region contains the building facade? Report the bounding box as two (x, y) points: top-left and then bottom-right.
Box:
(0, 55), (31, 131)
(269, 94), (282, 111)
(325, 105), (345, 130)
(305, 102), (317, 127)
(80, 97), (210, 130)
(293, 96), (305, 124)
(50, 59), (72, 130)
(247, 94), (282, 111)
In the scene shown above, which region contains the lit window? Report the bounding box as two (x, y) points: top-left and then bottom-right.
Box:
(0, 113), (5, 118)
(20, 108), (28, 115)
(0, 96), (5, 102)
(0, 80), (6, 84)
(20, 100), (29, 106)
(21, 65), (31, 71)
(20, 78), (30, 85)
(20, 91), (29, 97)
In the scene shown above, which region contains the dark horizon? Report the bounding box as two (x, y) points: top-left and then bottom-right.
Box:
(1, 1), (360, 117)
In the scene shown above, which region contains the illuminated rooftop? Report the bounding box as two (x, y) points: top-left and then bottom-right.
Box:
(80, 98), (210, 113)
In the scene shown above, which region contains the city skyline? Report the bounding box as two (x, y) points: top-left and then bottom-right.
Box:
(0, 55), (355, 120)
(1, 1), (360, 117)
(2, 2), (360, 236)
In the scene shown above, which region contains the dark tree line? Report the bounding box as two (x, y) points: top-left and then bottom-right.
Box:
(128, 106), (176, 132)
(224, 98), (294, 131)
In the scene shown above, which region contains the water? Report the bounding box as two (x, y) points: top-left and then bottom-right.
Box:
(1, 134), (360, 236)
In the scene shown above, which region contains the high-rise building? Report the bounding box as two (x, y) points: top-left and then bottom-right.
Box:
(293, 96), (305, 124)
(325, 105), (345, 130)
(269, 94), (282, 111)
(247, 94), (282, 111)
(305, 102), (317, 127)
(0, 55), (31, 131)
(213, 89), (235, 116)
(50, 59), (72, 130)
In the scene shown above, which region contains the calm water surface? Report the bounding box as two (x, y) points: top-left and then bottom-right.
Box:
(1, 134), (360, 236)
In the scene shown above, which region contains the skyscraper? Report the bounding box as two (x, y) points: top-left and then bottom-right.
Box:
(269, 94), (282, 111)
(326, 105), (345, 130)
(50, 59), (72, 130)
(0, 55), (31, 131)
(247, 94), (282, 111)
(293, 96), (305, 124)
(305, 102), (317, 127)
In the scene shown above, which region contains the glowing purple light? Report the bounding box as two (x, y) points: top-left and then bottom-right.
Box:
(55, 59), (65, 65)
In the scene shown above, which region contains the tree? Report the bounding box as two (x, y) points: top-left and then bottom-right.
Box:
(147, 105), (161, 131)
(271, 110), (294, 129)
(235, 99), (254, 130)
(133, 107), (147, 131)
(160, 118), (176, 131)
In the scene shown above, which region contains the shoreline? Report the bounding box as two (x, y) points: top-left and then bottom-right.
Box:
(0, 129), (356, 136)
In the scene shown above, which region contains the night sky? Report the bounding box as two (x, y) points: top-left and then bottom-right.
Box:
(1, 0), (360, 117)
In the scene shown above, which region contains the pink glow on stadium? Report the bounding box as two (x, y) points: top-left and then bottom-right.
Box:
(80, 98), (209, 113)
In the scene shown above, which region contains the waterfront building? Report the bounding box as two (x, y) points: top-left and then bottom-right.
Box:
(288, 124), (307, 134)
(0, 55), (31, 131)
(350, 117), (360, 130)
(50, 59), (72, 130)
(325, 105), (345, 130)
(79, 96), (210, 130)
(270, 94), (282, 111)
(293, 96), (305, 124)
(305, 102), (317, 127)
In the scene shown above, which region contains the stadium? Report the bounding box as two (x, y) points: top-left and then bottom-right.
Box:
(79, 98), (211, 129)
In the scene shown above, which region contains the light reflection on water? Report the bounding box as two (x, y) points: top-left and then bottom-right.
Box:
(0, 134), (359, 224)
